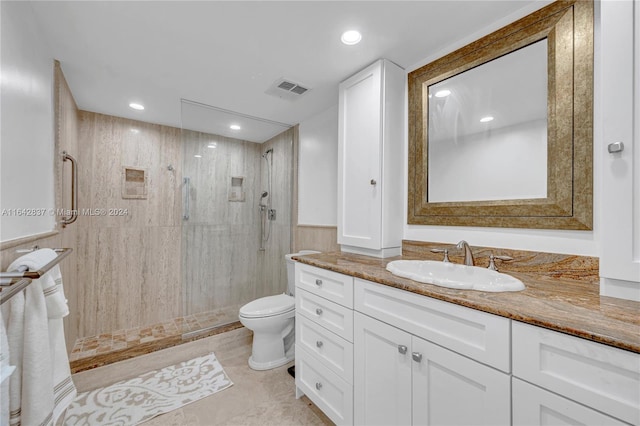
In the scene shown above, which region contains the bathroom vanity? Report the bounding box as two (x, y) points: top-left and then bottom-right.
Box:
(293, 252), (640, 426)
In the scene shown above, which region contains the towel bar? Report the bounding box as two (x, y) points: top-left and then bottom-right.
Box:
(0, 247), (73, 305)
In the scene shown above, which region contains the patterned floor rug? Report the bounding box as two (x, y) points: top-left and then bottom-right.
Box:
(63, 352), (233, 425)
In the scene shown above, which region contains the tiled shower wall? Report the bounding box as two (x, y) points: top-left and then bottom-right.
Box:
(77, 112), (183, 336)
(181, 130), (262, 316)
(181, 127), (295, 316)
(257, 129), (294, 296)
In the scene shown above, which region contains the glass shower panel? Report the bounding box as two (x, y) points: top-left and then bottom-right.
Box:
(180, 100), (293, 338)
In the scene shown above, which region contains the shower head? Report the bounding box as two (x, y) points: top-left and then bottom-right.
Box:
(261, 191), (269, 198)
(262, 148), (273, 158)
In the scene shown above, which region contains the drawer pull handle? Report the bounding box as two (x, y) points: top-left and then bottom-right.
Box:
(316, 340), (323, 348)
(315, 279), (323, 286)
(315, 382), (323, 390)
(412, 352), (423, 363)
(315, 308), (323, 315)
(398, 345), (407, 355)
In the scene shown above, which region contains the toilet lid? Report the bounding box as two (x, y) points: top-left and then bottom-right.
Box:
(239, 294), (295, 318)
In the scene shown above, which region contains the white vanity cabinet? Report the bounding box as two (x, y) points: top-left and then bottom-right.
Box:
(599, 0), (640, 301)
(353, 280), (511, 426)
(512, 321), (640, 426)
(294, 263), (640, 426)
(295, 263), (354, 425)
(354, 312), (511, 426)
(337, 59), (404, 258)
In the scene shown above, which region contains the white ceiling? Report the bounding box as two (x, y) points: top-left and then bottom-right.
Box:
(28, 1), (546, 142)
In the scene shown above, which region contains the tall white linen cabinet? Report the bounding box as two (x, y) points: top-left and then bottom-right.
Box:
(337, 59), (405, 258)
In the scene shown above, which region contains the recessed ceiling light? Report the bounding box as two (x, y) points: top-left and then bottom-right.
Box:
(480, 116), (494, 123)
(129, 102), (145, 110)
(434, 90), (451, 98)
(230, 124), (241, 130)
(341, 30), (362, 45)
(194, 154), (202, 158)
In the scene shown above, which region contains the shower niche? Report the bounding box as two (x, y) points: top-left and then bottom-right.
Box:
(228, 176), (245, 202)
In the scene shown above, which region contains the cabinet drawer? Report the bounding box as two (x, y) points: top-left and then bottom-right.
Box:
(296, 263), (354, 308)
(296, 345), (353, 426)
(512, 378), (628, 426)
(297, 289), (354, 342)
(296, 314), (354, 383)
(512, 321), (640, 425)
(354, 279), (511, 372)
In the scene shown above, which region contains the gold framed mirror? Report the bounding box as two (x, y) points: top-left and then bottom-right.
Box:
(408, 0), (593, 230)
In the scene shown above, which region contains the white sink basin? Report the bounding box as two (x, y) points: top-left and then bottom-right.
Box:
(386, 260), (525, 292)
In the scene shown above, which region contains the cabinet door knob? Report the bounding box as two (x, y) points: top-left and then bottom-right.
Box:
(316, 308), (323, 315)
(398, 345), (407, 354)
(412, 352), (423, 363)
(608, 141), (624, 153)
(315, 279), (323, 286)
(315, 382), (323, 390)
(316, 340), (323, 348)
(370, 179), (377, 185)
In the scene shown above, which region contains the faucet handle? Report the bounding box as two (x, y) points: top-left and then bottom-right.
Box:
(487, 254), (514, 271)
(430, 248), (450, 263)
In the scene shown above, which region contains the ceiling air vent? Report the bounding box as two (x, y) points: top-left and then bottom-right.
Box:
(266, 78), (311, 101)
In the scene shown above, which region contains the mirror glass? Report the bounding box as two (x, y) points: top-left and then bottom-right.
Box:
(427, 40), (548, 203)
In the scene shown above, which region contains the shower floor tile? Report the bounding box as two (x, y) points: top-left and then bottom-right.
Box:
(69, 307), (243, 374)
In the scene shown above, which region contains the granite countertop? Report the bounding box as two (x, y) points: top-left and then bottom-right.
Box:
(293, 251), (640, 354)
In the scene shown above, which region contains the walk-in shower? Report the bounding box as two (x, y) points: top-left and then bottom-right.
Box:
(179, 100), (293, 337)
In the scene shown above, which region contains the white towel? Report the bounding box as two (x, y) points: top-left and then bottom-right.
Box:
(3, 249), (76, 426)
(8, 250), (68, 319)
(4, 284), (53, 426)
(1, 312), (15, 426)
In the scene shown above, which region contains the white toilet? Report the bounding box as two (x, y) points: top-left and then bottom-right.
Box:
(239, 250), (320, 370)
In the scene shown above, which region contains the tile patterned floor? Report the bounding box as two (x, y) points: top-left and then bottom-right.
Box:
(69, 304), (244, 373)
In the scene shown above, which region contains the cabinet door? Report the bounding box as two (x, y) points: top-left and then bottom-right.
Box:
(412, 335), (511, 426)
(600, 0), (640, 299)
(338, 61), (382, 250)
(513, 378), (628, 426)
(354, 312), (411, 426)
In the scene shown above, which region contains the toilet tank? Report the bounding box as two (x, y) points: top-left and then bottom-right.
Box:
(285, 250), (320, 296)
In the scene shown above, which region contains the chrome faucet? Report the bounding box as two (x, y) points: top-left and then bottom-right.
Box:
(456, 240), (475, 266)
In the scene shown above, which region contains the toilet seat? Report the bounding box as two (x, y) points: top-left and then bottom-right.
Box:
(239, 294), (295, 318)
